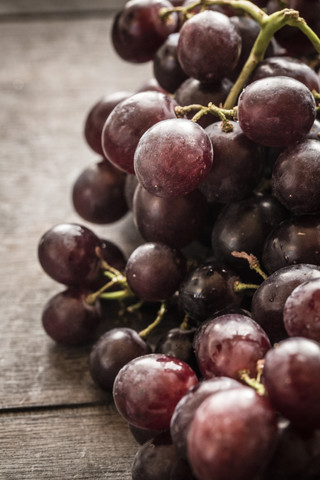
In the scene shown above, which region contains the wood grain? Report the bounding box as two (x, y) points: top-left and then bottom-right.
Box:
(0, 0), (128, 16)
(0, 405), (138, 479)
(0, 15), (152, 410)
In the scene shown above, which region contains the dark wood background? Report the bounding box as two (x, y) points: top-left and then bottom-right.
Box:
(0, 1), (156, 477)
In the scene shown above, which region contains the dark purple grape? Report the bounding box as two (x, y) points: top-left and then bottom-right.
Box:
(211, 194), (289, 277)
(89, 327), (151, 391)
(72, 159), (128, 224)
(267, 0), (320, 56)
(153, 33), (188, 94)
(42, 289), (101, 345)
(38, 223), (102, 287)
(187, 387), (278, 480)
(84, 91), (131, 156)
(251, 264), (320, 344)
(249, 56), (320, 92)
(101, 91), (177, 174)
(272, 139), (320, 215)
(132, 184), (208, 249)
(283, 278), (320, 342)
(124, 174), (139, 210)
(113, 353), (198, 430)
(155, 328), (198, 371)
(262, 422), (320, 480)
(262, 215), (320, 274)
(170, 376), (244, 459)
(238, 76), (316, 147)
(193, 313), (271, 380)
(264, 337), (320, 430)
(182, 0), (237, 16)
(178, 261), (243, 322)
(177, 11), (241, 83)
(125, 242), (186, 302)
(132, 432), (196, 480)
(99, 239), (126, 272)
(134, 118), (213, 198)
(111, 0), (178, 63)
(129, 424), (162, 445)
(199, 121), (264, 204)
(174, 77), (233, 128)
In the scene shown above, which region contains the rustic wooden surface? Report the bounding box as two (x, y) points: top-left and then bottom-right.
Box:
(0, 4), (155, 478)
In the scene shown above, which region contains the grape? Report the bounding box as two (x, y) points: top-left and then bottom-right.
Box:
(193, 313), (271, 380)
(178, 260), (243, 322)
(187, 387), (278, 480)
(177, 11), (241, 83)
(129, 424), (161, 445)
(199, 121), (264, 204)
(89, 328), (151, 392)
(101, 91), (177, 174)
(42, 288), (101, 345)
(283, 278), (320, 342)
(111, 0), (178, 63)
(134, 118), (213, 198)
(153, 33), (188, 94)
(124, 174), (139, 210)
(72, 159), (128, 224)
(251, 264), (320, 344)
(132, 432), (196, 480)
(155, 327), (198, 372)
(263, 337), (320, 430)
(125, 242), (186, 302)
(170, 377), (244, 459)
(113, 353), (198, 430)
(84, 91), (131, 156)
(262, 421), (320, 480)
(272, 139), (320, 215)
(132, 184), (208, 249)
(136, 77), (168, 94)
(211, 194), (288, 277)
(249, 56), (320, 93)
(38, 223), (102, 288)
(262, 215), (320, 274)
(238, 76), (316, 147)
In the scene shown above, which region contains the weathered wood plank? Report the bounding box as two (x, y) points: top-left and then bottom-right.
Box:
(0, 16), (152, 409)
(0, 405), (138, 479)
(0, 0), (128, 16)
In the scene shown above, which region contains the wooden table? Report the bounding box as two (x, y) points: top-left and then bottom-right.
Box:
(0, 2), (155, 477)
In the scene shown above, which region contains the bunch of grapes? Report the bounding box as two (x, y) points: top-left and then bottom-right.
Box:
(37, 1), (320, 479)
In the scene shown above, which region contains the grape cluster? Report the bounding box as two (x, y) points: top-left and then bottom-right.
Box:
(37, 1), (320, 479)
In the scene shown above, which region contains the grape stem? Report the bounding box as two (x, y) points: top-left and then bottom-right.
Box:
(175, 103), (237, 131)
(232, 251), (268, 280)
(238, 369), (266, 396)
(234, 280), (260, 292)
(139, 302), (167, 339)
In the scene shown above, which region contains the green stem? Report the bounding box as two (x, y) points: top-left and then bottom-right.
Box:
(99, 289), (133, 301)
(234, 281), (260, 292)
(238, 369), (266, 396)
(139, 302), (167, 339)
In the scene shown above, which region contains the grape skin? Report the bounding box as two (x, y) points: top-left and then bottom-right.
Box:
(134, 118), (213, 198)
(42, 289), (101, 345)
(263, 337), (320, 430)
(177, 10), (241, 83)
(193, 313), (271, 380)
(238, 76), (316, 148)
(283, 278), (320, 342)
(38, 223), (102, 288)
(187, 387), (278, 480)
(113, 353), (198, 431)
